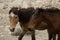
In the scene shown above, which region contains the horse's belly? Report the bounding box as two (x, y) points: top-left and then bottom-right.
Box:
(35, 22), (47, 30)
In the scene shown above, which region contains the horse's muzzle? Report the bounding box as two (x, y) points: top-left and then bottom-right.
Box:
(9, 28), (15, 32)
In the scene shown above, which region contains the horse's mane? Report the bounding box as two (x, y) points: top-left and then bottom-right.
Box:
(36, 7), (60, 13)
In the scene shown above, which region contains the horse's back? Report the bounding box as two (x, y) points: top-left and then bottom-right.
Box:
(35, 7), (60, 15)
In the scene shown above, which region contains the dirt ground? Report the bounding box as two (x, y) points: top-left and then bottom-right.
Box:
(0, 8), (49, 40)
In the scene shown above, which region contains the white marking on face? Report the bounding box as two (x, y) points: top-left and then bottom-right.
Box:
(10, 12), (15, 17)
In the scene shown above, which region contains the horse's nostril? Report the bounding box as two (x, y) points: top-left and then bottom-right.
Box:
(9, 28), (15, 32)
(13, 28), (15, 31)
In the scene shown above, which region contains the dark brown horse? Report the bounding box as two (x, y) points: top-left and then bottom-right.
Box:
(9, 7), (60, 40)
(28, 7), (60, 40)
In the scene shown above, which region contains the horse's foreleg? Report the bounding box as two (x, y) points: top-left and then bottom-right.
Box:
(49, 33), (52, 40)
(48, 33), (56, 40)
(47, 30), (52, 40)
(31, 30), (35, 40)
(18, 30), (27, 40)
(52, 34), (56, 40)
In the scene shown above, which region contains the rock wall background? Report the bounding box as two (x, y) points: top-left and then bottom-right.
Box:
(0, 0), (59, 40)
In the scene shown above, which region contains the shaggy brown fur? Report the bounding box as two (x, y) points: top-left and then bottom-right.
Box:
(9, 7), (60, 40)
(28, 7), (60, 40)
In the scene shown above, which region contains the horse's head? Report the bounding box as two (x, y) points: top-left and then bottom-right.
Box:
(9, 7), (19, 32)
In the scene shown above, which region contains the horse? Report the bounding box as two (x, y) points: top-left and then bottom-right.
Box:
(9, 7), (46, 40)
(27, 7), (60, 40)
(9, 7), (60, 40)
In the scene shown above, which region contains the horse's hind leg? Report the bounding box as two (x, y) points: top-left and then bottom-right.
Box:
(58, 33), (60, 40)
